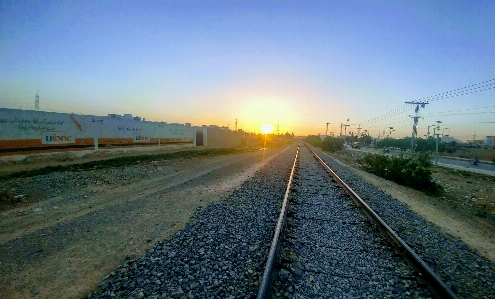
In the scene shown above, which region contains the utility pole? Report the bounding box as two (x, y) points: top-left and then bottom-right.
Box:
(326, 123), (330, 138)
(434, 121), (442, 166)
(405, 101), (428, 156)
(276, 121), (280, 135)
(357, 124), (362, 138)
(235, 119), (238, 131)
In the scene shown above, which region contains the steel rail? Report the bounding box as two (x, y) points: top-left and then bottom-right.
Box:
(305, 143), (458, 299)
(256, 144), (300, 299)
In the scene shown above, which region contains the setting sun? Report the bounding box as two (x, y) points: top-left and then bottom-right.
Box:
(260, 123), (274, 134)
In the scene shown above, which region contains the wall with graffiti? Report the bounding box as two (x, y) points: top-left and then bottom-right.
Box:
(0, 108), (195, 156)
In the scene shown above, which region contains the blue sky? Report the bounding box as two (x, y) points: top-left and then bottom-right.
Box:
(1, 0), (494, 140)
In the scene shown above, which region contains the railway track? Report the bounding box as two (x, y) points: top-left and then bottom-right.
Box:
(258, 143), (458, 299)
(83, 143), (494, 299)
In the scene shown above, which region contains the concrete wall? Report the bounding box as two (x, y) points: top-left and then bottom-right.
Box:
(201, 127), (257, 148)
(0, 108), (194, 156)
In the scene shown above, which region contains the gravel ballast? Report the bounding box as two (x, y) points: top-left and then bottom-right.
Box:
(83, 145), (298, 298)
(273, 146), (432, 299)
(312, 146), (495, 299)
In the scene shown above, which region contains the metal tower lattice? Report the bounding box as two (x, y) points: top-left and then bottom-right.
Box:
(405, 101), (428, 156)
(35, 91), (40, 111)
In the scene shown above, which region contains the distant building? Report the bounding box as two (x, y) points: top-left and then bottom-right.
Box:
(485, 136), (494, 146)
(466, 139), (485, 146)
(465, 136), (495, 147)
(440, 136), (463, 144)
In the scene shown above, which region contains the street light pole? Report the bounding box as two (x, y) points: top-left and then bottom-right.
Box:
(342, 123), (350, 143)
(443, 127), (449, 136)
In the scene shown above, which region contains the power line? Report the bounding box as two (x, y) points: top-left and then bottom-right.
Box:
(421, 78), (495, 103)
(362, 104), (409, 125)
(423, 111), (495, 117)
(427, 83), (494, 103)
(420, 105), (495, 116)
(360, 78), (495, 126)
(363, 107), (495, 130)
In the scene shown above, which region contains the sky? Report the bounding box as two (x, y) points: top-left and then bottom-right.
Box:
(1, 0), (494, 141)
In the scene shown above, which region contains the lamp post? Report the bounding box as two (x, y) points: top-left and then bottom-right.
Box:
(342, 123), (350, 144)
(443, 127), (449, 136)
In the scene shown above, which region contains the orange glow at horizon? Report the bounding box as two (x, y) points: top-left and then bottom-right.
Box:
(236, 97), (302, 134)
(260, 123), (274, 134)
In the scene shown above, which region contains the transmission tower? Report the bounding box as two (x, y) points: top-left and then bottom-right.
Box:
(405, 101), (428, 156)
(276, 121), (280, 135)
(35, 91), (40, 111)
(235, 119), (238, 131)
(326, 123), (330, 137)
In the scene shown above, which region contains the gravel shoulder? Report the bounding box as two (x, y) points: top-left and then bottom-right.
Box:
(0, 146), (291, 299)
(325, 150), (495, 262)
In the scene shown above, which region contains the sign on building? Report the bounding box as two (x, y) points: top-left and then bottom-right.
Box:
(42, 132), (75, 144)
(133, 134), (150, 142)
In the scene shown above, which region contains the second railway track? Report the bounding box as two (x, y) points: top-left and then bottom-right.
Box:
(259, 144), (457, 299)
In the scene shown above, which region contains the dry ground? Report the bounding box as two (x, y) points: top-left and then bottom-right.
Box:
(446, 147), (495, 162)
(328, 150), (495, 262)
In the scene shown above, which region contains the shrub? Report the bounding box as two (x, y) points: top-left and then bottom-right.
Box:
(322, 137), (345, 152)
(0, 190), (21, 205)
(305, 136), (344, 152)
(305, 135), (323, 147)
(361, 153), (443, 195)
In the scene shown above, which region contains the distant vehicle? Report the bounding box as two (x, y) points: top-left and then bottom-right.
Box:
(351, 142), (361, 149)
(472, 157), (479, 166)
(383, 147), (390, 153)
